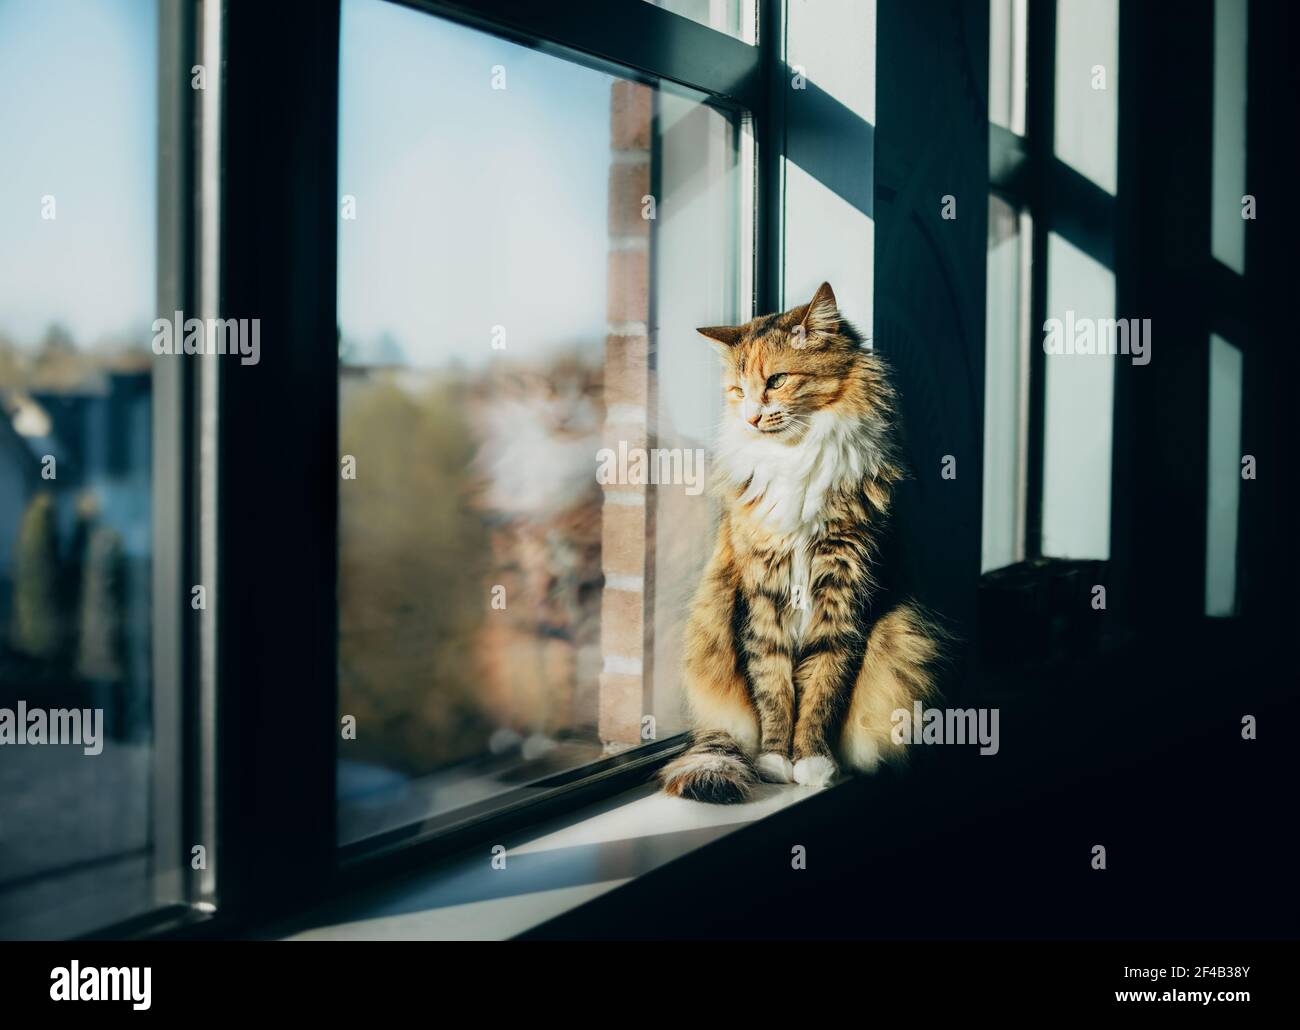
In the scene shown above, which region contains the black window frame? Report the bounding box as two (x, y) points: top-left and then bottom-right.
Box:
(982, 0), (1263, 647)
(986, 0), (1252, 585)
(988, 0), (1122, 566)
(93, 0), (794, 941)
(29, 0), (1279, 945)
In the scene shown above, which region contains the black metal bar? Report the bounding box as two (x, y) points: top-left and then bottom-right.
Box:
(1126, 0), (1214, 624)
(643, 90), (663, 724)
(1022, 0), (1055, 559)
(1106, 0), (1140, 625)
(756, 0), (786, 314)
(215, 0), (342, 922)
(1236, 0), (1296, 628)
(153, 0), (198, 915)
(392, 0), (764, 110)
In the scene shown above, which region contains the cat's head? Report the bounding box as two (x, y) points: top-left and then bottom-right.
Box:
(698, 282), (883, 439)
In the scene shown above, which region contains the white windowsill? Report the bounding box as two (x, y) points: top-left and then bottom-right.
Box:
(285, 779), (826, 941)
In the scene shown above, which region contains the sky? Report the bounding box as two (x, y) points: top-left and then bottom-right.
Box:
(0, 0), (612, 367)
(337, 0), (612, 369)
(0, 0), (157, 347)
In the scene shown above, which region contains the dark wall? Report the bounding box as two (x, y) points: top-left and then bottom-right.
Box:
(1118, 0), (1297, 638)
(873, 0), (989, 693)
(1239, 0), (1300, 635)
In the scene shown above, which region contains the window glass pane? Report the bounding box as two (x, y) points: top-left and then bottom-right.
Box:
(337, 0), (749, 844)
(1205, 335), (1242, 616)
(0, 0), (175, 937)
(1041, 232), (1115, 559)
(1054, 0), (1118, 194)
(783, 0), (875, 333)
(1211, 0), (1248, 274)
(981, 196), (1030, 572)
(644, 0), (757, 43)
(989, 0), (1027, 134)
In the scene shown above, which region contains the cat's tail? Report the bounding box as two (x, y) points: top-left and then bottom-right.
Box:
(837, 601), (946, 771)
(659, 729), (758, 804)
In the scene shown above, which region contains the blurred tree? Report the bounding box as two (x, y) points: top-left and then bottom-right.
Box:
(76, 524), (126, 683)
(338, 371), (492, 774)
(10, 492), (63, 661)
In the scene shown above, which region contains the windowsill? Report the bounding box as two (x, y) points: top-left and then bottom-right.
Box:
(283, 779), (828, 941)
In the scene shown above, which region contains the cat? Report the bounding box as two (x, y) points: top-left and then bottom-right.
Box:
(659, 282), (941, 803)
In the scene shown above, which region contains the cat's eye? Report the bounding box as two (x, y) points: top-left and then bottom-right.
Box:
(728, 385), (744, 398)
(766, 373), (789, 389)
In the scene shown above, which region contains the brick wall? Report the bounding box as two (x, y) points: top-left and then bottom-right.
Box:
(598, 81), (653, 750)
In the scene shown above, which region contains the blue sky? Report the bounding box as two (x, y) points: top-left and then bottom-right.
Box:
(0, 0), (157, 347)
(0, 0), (612, 367)
(338, 0), (612, 369)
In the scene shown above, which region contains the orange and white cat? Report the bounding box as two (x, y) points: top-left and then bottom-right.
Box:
(661, 283), (941, 802)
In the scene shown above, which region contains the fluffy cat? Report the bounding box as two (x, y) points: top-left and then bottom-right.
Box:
(660, 282), (941, 803)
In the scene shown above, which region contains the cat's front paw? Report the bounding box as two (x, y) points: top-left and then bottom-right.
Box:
(756, 752), (794, 783)
(792, 754), (838, 788)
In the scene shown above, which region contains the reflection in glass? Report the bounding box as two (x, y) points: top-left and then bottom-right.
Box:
(989, 0), (1027, 135)
(981, 196), (1031, 572)
(0, 0), (163, 937)
(337, 0), (748, 844)
(1211, 0), (1248, 274)
(1041, 232), (1115, 560)
(644, 0), (757, 44)
(1205, 335), (1242, 617)
(1054, 0), (1119, 194)
(783, 0), (875, 334)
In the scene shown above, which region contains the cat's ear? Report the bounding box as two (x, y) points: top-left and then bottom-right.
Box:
(796, 282), (840, 344)
(696, 325), (742, 353)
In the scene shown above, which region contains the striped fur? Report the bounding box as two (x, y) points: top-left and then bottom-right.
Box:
(659, 730), (759, 804)
(661, 283), (942, 804)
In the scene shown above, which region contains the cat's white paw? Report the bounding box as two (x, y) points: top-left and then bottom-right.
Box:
(792, 754), (838, 788)
(756, 752), (794, 783)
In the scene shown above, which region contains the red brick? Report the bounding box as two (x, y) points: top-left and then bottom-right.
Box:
(610, 81), (652, 150)
(606, 250), (650, 323)
(598, 671), (643, 745)
(600, 587), (643, 659)
(602, 502), (647, 577)
(608, 162), (651, 236)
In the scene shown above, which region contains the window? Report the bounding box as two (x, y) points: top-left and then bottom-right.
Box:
(982, 0), (1120, 570)
(1205, 0), (1250, 615)
(644, 0), (757, 43)
(1211, 0), (1248, 274)
(336, 0), (752, 845)
(1040, 232), (1115, 559)
(0, 0), (186, 938)
(1052, 0), (1118, 195)
(981, 196), (1030, 573)
(782, 0), (876, 334)
(983, 0), (1252, 622)
(989, 0), (1026, 135)
(1204, 335), (1242, 617)
(1, 0), (877, 937)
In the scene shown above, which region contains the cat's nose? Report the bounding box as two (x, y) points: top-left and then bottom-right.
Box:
(746, 411), (762, 427)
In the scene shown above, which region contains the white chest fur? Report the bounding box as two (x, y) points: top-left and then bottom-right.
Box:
(716, 410), (884, 644)
(717, 409), (882, 539)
